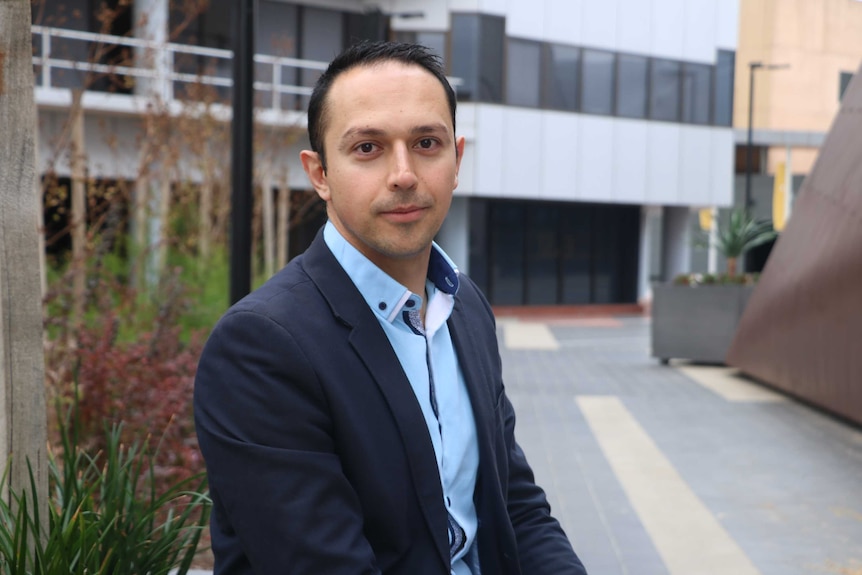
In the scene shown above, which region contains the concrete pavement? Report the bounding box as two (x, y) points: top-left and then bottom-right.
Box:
(500, 315), (862, 575)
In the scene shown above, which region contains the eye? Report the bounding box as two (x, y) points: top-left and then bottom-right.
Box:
(357, 143), (376, 154)
(417, 138), (437, 149)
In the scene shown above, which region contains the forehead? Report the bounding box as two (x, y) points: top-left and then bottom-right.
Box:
(323, 61), (452, 137)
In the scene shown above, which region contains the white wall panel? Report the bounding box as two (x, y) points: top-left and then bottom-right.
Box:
(577, 116), (614, 203)
(617, 0), (652, 54)
(678, 126), (713, 205)
(445, 0), (480, 12)
(388, 0), (449, 32)
(473, 105), (505, 196)
(646, 123), (681, 204)
(651, 0), (686, 59)
(478, 0), (507, 17)
(580, 1), (618, 51)
(544, 0), (583, 45)
(683, 0), (717, 63)
(540, 112), (579, 201)
(507, 0), (545, 40)
(612, 120), (648, 204)
(501, 108), (544, 198)
(716, 0), (739, 50)
(710, 130), (734, 207)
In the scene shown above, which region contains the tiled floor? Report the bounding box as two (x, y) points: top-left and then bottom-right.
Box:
(500, 315), (862, 575)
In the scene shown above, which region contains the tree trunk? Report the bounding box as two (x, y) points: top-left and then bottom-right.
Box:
(199, 154), (213, 261)
(261, 167), (275, 279)
(727, 257), (738, 278)
(70, 90), (87, 334)
(277, 185), (290, 269)
(0, 0), (49, 524)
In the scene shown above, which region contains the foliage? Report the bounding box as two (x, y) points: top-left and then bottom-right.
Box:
(673, 272), (760, 286)
(0, 411), (210, 574)
(714, 210), (778, 260)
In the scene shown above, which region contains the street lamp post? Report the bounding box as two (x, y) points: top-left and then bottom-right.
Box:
(744, 61), (790, 215)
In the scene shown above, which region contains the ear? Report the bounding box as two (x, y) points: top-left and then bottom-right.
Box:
(300, 150), (330, 201)
(453, 136), (466, 189)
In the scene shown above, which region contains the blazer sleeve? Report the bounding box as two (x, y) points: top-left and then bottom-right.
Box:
(194, 309), (382, 574)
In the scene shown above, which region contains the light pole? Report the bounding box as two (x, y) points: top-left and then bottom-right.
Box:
(744, 61), (790, 215)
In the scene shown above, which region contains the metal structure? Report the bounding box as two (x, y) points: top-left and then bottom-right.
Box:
(727, 63), (862, 426)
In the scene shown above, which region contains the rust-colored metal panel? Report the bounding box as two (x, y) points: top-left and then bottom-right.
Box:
(726, 63), (862, 425)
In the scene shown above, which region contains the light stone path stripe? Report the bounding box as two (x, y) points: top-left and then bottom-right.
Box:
(577, 395), (762, 575)
(501, 321), (560, 350)
(675, 365), (786, 403)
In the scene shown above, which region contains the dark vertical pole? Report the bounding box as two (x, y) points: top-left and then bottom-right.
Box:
(744, 62), (760, 214)
(230, 0), (254, 304)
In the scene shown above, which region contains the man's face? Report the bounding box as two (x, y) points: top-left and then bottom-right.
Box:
(301, 61), (464, 276)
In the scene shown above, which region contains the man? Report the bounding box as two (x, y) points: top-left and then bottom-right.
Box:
(194, 41), (587, 575)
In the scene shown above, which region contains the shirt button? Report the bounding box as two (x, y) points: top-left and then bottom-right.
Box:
(405, 300), (415, 308)
(378, 302), (387, 311)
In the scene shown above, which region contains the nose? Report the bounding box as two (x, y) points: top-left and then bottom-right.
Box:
(388, 143), (418, 191)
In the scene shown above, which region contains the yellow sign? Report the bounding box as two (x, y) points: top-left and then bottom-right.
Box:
(773, 162), (787, 231)
(699, 208), (714, 231)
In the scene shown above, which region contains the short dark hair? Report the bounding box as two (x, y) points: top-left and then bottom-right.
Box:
(306, 41), (457, 172)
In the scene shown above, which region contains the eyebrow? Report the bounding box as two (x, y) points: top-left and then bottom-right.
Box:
(338, 123), (450, 151)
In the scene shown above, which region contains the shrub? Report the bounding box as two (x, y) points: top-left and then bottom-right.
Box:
(0, 412), (210, 574)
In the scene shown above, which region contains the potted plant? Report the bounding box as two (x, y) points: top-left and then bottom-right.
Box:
(651, 210), (777, 364)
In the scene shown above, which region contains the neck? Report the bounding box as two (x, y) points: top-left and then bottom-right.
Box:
(377, 252), (430, 299)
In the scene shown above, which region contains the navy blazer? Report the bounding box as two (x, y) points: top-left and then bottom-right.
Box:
(194, 232), (587, 574)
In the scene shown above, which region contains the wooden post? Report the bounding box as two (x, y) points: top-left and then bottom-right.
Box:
(277, 183), (290, 269)
(0, 0), (49, 522)
(261, 166), (275, 278)
(69, 90), (87, 332)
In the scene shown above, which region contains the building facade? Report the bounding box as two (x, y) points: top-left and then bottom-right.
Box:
(32, 0), (740, 306)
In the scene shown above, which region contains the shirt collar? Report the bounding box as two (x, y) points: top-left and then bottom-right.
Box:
(323, 221), (460, 323)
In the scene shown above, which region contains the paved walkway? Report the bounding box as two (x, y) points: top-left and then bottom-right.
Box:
(500, 315), (862, 575)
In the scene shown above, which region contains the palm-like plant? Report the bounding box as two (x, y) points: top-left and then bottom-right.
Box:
(715, 210), (778, 277)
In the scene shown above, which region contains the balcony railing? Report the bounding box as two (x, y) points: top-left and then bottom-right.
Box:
(31, 25), (329, 113)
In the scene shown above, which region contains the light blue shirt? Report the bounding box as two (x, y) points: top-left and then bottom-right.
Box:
(324, 222), (480, 575)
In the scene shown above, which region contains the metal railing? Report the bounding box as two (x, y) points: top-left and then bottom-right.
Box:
(31, 25), (329, 112)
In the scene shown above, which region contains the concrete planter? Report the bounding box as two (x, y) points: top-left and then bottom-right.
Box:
(651, 283), (755, 364)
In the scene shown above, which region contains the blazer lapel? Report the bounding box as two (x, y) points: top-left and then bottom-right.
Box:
(302, 232), (449, 569)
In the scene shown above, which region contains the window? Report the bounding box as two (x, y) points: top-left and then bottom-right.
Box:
(258, 1), (298, 109)
(682, 62), (712, 124)
(542, 44), (580, 111)
(713, 50), (735, 126)
(450, 13), (504, 102)
(650, 58), (681, 122)
(840, 71), (854, 101)
(581, 49), (615, 115)
(393, 31), (447, 63)
(616, 54), (648, 119)
(507, 38), (542, 107)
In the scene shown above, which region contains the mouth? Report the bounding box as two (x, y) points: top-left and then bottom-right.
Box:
(381, 205), (428, 223)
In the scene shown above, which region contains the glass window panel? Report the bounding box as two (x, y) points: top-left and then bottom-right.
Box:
(542, 44), (579, 111)
(840, 71), (854, 101)
(300, 7), (344, 107)
(682, 62), (712, 124)
(561, 205), (591, 304)
(257, 1), (298, 109)
(468, 199), (490, 295)
(581, 49), (615, 115)
(591, 205), (621, 304)
(650, 58), (681, 122)
(416, 32), (447, 63)
(450, 15), (480, 101)
(451, 14), (504, 103)
(489, 202), (525, 305)
(616, 53), (648, 119)
(713, 50), (735, 126)
(525, 205), (559, 304)
(507, 39), (541, 107)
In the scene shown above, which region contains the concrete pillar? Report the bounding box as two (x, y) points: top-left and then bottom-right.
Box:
(637, 206), (653, 304)
(707, 207), (718, 274)
(661, 206), (691, 282)
(437, 196), (470, 275)
(133, 0), (171, 100)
